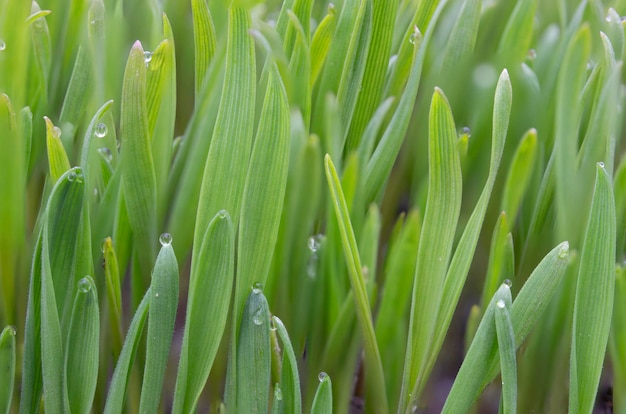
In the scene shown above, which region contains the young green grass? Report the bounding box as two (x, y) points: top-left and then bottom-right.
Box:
(0, 0), (624, 413)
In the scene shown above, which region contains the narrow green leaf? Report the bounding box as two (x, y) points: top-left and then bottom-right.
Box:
(44, 116), (71, 182)
(400, 87), (462, 411)
(501, 129), (537, 227)
(287, 11), (312, 128)
(325, 154), (388, 413)
(173, 211), (234, 414)
(0, 326), (16, 414)
(139, 238), (179, 413)
(481, 213), (514, 311)
(191, 0), (217, 96)
(58, 45), (93, 147)
(310, 373), (333, 414)
(29, 2), (51, 106)
(610, 266), (626, 413)
(569, 163), (616, 414)
(497, 0), (538, 63)
(442, 284), (513, 414)
(103, 290), (150, 414)
(440, 0), (481, 71)
(273, 316), (302, 414)
(64, 276), (99, 414)
(310, 4), (337, 87)
(103, 237), (123, 358)
(495, 300), (517, 414)
(121, 41), (157, 277)
(78, 100), (114, 180)
(236, 289), (272, 414)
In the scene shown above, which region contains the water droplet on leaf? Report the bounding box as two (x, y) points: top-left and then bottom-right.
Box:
(144, 51), (153, 65)
(159, 232), (172, 246)
(496, 299), (506, 309)
(78, 277), (92, 293)
(252, 282), (263, 294)
(98, 147), (113, 162)
(318, 372), (328, 382)
(0, 40), (5, 51)
(274, 383), (283, 400)
(253, 308), (264, 326)
(503, 279), (512, 288)
(95, 122), (108, 138)
(53, 126), (62, 138)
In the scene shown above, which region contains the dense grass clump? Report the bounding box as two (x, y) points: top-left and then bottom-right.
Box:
(0, 0), (625, 412)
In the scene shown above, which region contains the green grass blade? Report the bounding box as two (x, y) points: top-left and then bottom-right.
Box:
(495, 300), (517, 414)
(439, 0), (481, 71)
(44, 116), (71, 182)
(173, 211), (234, 414)
(481, 213), (514, 311)
(324, 154), (388, 413)
(273, 316), (302, 414)
(192, 0), (217, 96)
(611, 266), (626, 413)
(0, 326), (16, 414)
(501, 129), (537, 227)
(309, 4), (336, 87)
(287, 11), (312, 128)
(569, 163), (616, 414)
(78, 100), (114, 181)
(102, 237), (123, 358)
(400, 87), (463, 411)
(64, 276), (99, 414)
(310, 373), (333, 414)
(497, 0), (538, 63)
(28, 2), (51, 108)
(121, 41), (158, 278)
(103, 290), (150, 414)
(236, 289), (272, 414)
(139, 236), (179, 413)
(58, 45), (92, 146)
(442, 283), (512, 414)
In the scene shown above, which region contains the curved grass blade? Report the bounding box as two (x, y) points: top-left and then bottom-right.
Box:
(173, 211), (234, 414)
(121, 41), (158, 278)
(442, 284), (513, 414)
(138, 238), (179, 413)
(273, 316), (302, 414)
(78, 100), (114, 181)
(103, 290), (150, 414)
(481, 213), (514, 312)
(0, 326), (16, 413)
(325, 154), (388, 413)
(495, 300), (517, 414)
(287, 11), (312, 128)
(236, 289), (271, 414)
(64, 276), (99, 414)
(310, 373), (333, 414)
(569, 163), (616, 414)
(44, 116), (71, 182)
(58, 45), (93, 147)
(399, 87), (462, 411)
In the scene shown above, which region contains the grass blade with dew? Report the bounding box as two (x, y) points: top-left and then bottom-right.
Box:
(480, 213), (514, 312)
(325, 154), (388, 413)
(44, 116), (71, 182)
(173, 211), (234, 414)
(273, 316), (302, 414)
(364, 0), (448, 204)
(399, 87), (463, 412)
(495, 298), (517, 414)
(28, 2), (51, 109)
(138, 235), (179, 413)
(415, 69), (511, 403)
(442, 283), (513, 413)
(0, 326), (16, 413)
(120, 40), (158, 282)
(63, 276), (99, 414)
(310, 373), (333, 414)
(236, 288), (272, 413)
(569, 163), (616, 414)
(103, 290), (150, 414)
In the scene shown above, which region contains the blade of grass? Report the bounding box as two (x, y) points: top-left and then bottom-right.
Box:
(400, 87), (463, 411)
(309, 4), (337, 87)
(44, 116), (71, 182)
(138, 236), (179, 413)
(63, 276), (99, 414)
(310, 373), (333, 414)
(501, 129), (537, 227)
(191, 0), (217, 96)
(173, 211), (234, 414)
(439, 0), (481, 71)
(273, 316), (302, 414)
(325, 154), (388, 413)
(0, 326), (16, 413)
(569, 163), (616, 414)
(610, 266), (626, 413)
(495, 299), (517, 414)
(102, 237), (123, 358)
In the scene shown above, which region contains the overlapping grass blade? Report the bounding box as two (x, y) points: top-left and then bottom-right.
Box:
(191, 0), (217, 96)
(501, 129), (537, 227)
(103, 291), (150, 414)
(497, 0), (538, 63)
(64, 276), (99, 414)
(236, 289), (271, 413)
(173, 211), (234, 414)
(439, 0), (481, 71)
(309, 4), (337, 87)
(310, 373), (333, 414)
(569, 163), (615, 414)
(139, 238), (179, 413)
(120, 41), (158, 280)
(0, 325), (16, 413)
(273, 316), (302, 414)
(495, 299), (517, 414)
(28, 2), (51, 109)
(325, 154), (388, 413)
(399, 87), (462, 411)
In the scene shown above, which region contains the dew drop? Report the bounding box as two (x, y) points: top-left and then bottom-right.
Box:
(95, 122), (108, 138)
(159, 232), (172, 246)
(496, 299), (506, 309)
(98, 147), (113, 162)
(527, 49), (536, 61)
(308, 236), (320, 252)
(318, 372), (328, 382)
(6, 325), (16, 335)
(270, 318), (277, 331)
(461, 126), (471, 136)
(274, 383), (283, 401)
(53, 126), (62, 138)
(67, 167), (84, 183)
(253, 308), (265, 326)
(598, 161), (605, 169)
(252, 282), (263, 294)
(0, 39), (5, 51)
(217, 209), (228, 219)
(558, 242), (569, 259)
(144, 51), (153, 64)
(409, 33), (417, 45)
(503, 279), (512, 288)
(155, 293), (160, 298)
(78, 277), (92, 293)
